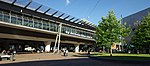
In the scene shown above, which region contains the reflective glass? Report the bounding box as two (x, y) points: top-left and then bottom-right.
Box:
(0, 11), (3, 21)
(3, 12), (10, 23)
(15, 0), (31, 7)
(46, 9), (57, 15)
(37, 5), (49, 13)
(23, 16), (29, 26)
(1, 0), (15, 4)
(28, 18), (33, 27)
(27, 1), (41, 10)
(43, 21), (49, 30)
(38, 21), (42, 29)
(50, 23), (57, 32)
(59, 14), (68, 19)
(16, 15), (22, 25)
(54, 11), (63, 17)
(61, 26), (67, 34)
(11, 16), (16, 24)
(34, 19), (39, 28)
(65, 16), (73, 21)
(65, 27), (70, 34)
(34, 19), (42, 29)
(34, 22), (38, 28)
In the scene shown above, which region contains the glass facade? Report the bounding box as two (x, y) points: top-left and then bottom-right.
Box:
(43, 20), (49, 30)
(61, 25), (95, 39)
(0, 10), (95, 39)
(3, 12), (10, 23)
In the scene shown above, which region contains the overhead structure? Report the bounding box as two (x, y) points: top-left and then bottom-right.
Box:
(0, 0), (95, 27)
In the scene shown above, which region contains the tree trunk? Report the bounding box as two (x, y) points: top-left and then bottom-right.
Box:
(110, 46), (112, 56)
(137, 49), (139, 54)
(122, 43), (124, 51)
(137, 46), (140, 54)
(149, 46), (150, 55)
(107, 48), (109, 53)
(102, 46), (105, 54)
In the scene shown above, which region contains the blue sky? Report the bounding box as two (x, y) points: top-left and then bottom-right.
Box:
(33, 0), (150, 25)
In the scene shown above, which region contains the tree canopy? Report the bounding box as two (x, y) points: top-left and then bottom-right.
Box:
(132, 13), (150, 50)
(95, 11), (131, 48)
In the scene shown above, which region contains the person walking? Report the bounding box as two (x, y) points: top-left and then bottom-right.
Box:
(9, 49), (16, 61)
(2, 50), (6, 55)
(64, 49), (66, 56)
(88, 49), (91, 56)
(63, 49), (68, 56)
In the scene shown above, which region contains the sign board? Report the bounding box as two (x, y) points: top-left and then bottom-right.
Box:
(111, 43), (116, 49)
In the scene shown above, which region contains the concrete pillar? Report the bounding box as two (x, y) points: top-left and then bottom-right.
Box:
(75, 44), (80, 53)
(53, 23), (62, 53)
(44, 41), (51, 52)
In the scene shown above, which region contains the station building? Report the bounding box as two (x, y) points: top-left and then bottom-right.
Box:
(0, 0), (96, 53)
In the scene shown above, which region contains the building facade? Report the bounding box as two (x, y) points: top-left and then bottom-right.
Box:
(0, 0), (95, 53)
(123, 7), (150, 46)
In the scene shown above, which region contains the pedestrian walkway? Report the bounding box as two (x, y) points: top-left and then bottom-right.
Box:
(0, 52), (148, 66)
(0, 52), (88, 64)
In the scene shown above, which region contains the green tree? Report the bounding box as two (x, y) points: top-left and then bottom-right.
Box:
(132, 13), (150, 54)
(95, 11), (131, 56)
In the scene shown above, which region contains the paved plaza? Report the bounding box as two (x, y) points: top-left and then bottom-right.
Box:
(0, 52), (149, 66)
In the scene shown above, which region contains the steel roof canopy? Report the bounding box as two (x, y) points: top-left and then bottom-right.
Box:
(0, 0), (95, 28)
(24, 0), (32, 8)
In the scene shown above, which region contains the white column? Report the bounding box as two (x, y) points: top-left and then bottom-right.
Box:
(118, 42), (121, 51)
(75, 44), (80, 53)
(57, 23), (62, 51)
(44, 41), (51, 52)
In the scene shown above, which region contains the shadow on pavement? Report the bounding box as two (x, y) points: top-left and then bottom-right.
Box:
(0, 58), (96, 66)
(90, 56), (150, 64)
(0, 57), (149, 66)
(95, 56), (150, 60)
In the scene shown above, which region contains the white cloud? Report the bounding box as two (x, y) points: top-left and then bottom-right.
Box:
(66, 0), (70, 5)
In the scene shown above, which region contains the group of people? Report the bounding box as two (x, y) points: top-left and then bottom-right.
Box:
(2, 49), (16, 55)
(1, 49), (16, 61)
(61, 48), (68, 56)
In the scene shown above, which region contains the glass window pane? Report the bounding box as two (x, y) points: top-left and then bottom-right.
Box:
(0, 11), (3, 21)
(43, 21), (49, 30)
(23, 16), (29, 26)
(34, 19), (42, 29)
(3, 12), (10, 22)
(15, 0), (31, 7)
(11, 16), (16, 24)
(34, 19), (38, 28)
(1, 0), (15, 4)
(17, 18), (22, 25)
(50, 23), (54, 31)
(38, 21), (42, 29)
(16, 15), (22, 25)
(34, 22), (38, 28)
(50, 23), (57, 32)
(61, 26), (66, 33)
(29, 18), (33, 27)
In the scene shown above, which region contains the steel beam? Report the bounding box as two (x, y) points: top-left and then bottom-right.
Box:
(73, 19), (79, 23)
(44, 8), (51, 14)
(24, 0), (32, 8)
(69, 17), (75, 21)
(12, 0), (17, 5)
(35, 5), (42, 11)
(58, 13), (65, 18)
(64, 15), (70, 20)
(51, 11), (58, 16)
